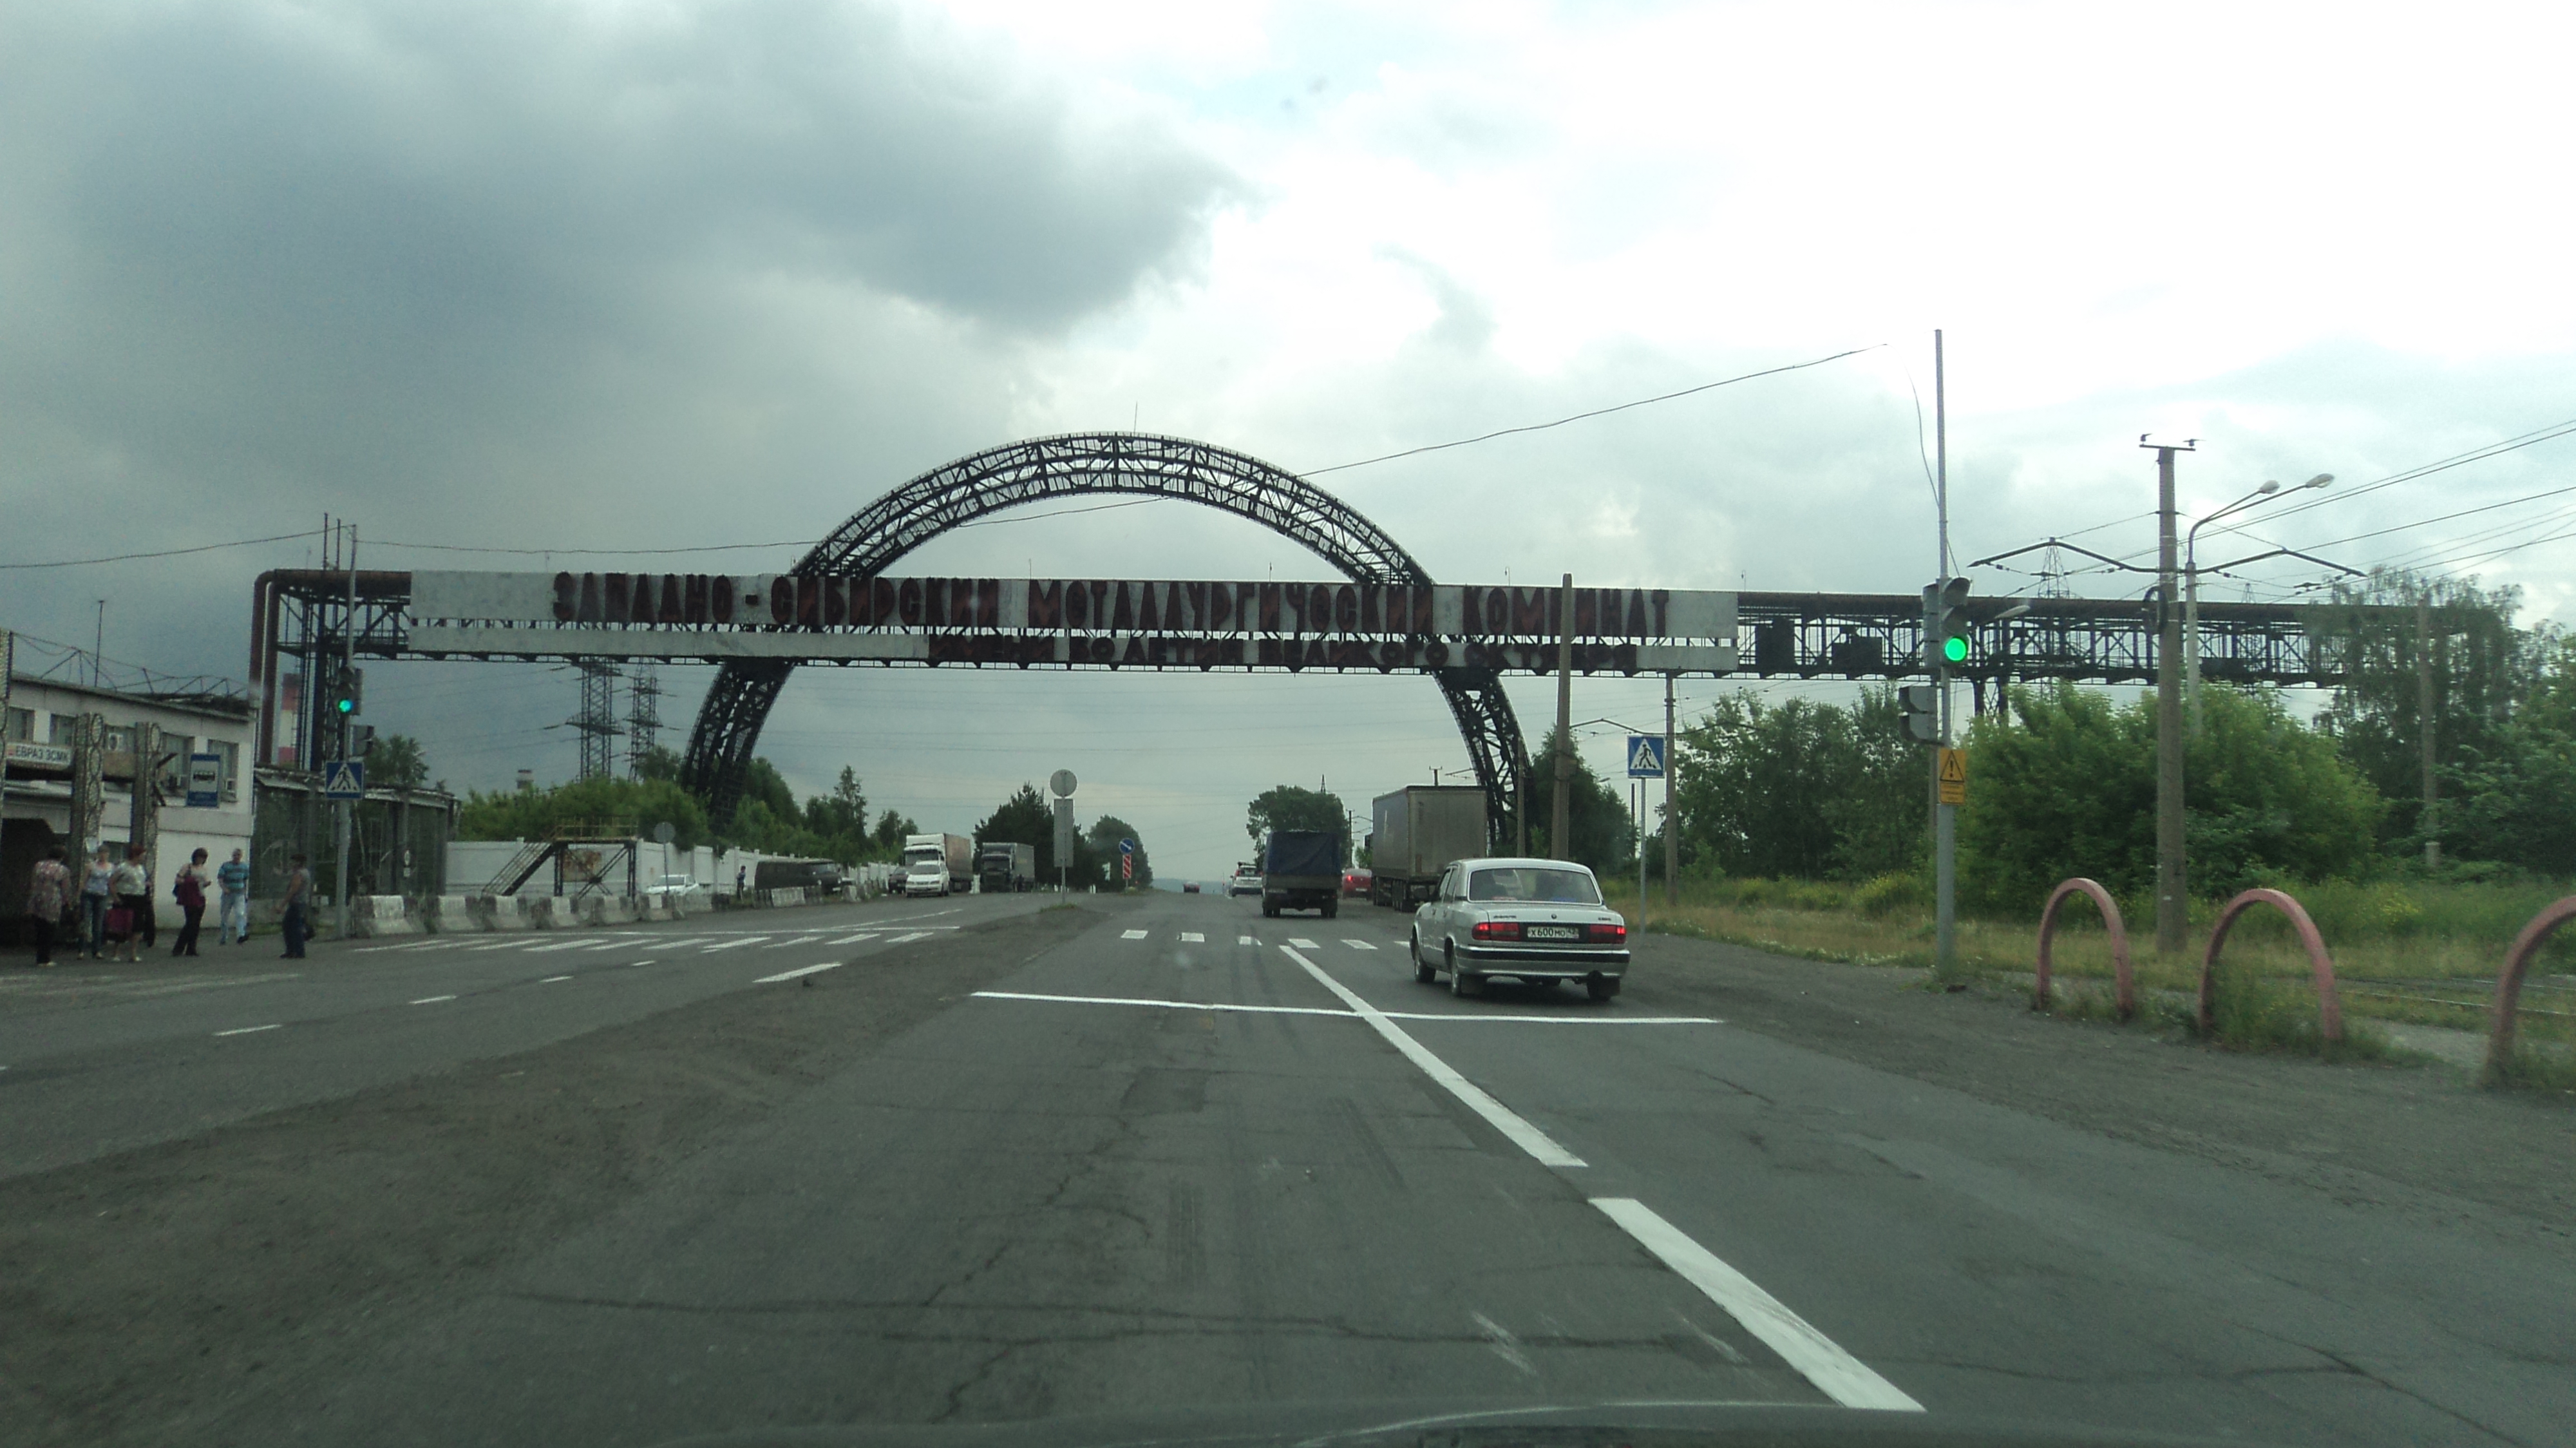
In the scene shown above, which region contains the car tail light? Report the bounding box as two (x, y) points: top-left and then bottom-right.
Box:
(1472, 920), (1522, 941)
(1586, 922), (1628, 944)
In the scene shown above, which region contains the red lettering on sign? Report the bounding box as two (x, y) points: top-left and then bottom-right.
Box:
(1258, 584), (1280, 633)
(1028, 581), (1062, 629)
(896, 578), (922, 626)
(1651, 589), (1669, 636)
(710, 576), (734, 624)
(604, 574), (630, 620)
(553, 572), (578, 621)
(1136, 582), (1159, 631)
(978, 578), (1001, 627)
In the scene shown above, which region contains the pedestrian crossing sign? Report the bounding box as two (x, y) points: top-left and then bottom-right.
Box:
(322, 759), (366, 799)
(1627, 736), (1666, 778)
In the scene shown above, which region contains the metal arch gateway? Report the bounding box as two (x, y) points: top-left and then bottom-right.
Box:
(678, 432), (1537, 842)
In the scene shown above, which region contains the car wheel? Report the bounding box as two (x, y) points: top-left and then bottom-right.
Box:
(1446, 945), (1477, 997)
(1587, 974), (1621, 1002)
(1410, 933), (1436, 984)
(1322, 900), (1338, 920)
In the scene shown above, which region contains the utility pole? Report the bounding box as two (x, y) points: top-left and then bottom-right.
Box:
(1663, 673), (1677, 908)
(1551, 572), (1574, 861)
(2145, 436), (2196, 954)
(1932, 330), (1956, 975)
(2420, 589), (2439, 870)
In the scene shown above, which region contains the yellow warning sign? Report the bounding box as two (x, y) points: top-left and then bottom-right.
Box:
(1938, 748), (1967, 805)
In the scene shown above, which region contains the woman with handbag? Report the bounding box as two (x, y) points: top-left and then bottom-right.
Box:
(171, 848), (211, 957)
(107, 844), (148, 964)
(79, 846), (115, 960)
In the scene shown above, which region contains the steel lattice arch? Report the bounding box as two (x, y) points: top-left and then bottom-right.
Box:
(679, 432), (1532, 841)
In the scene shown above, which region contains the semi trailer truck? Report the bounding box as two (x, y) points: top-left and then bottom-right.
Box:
(1368, 785), (1488, 910)
(976, 841), (1036, 893)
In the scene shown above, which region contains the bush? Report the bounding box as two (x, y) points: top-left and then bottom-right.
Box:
(1854, 871), (1931, 918)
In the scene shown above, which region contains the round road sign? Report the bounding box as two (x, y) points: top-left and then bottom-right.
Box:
(654, 821), (677, 844)
(1049, 769), (1077, 797)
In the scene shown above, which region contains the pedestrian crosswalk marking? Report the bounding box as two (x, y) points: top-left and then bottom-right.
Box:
(1288, 938), (1319, 949)
(1179, 932), (1204, 943)
(1238, 935), (1258, 946)
(886, 931), (933, 944)
(701, 937), (764, 952)
(1122, 929), (1149, 939)
(826, 932), (878, 945)
(1341, 938), (1378, 951)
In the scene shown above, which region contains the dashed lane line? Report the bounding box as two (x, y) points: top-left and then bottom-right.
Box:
(886, 931), (933, 944)
(755, 960), (853, 984)
(826, 933), (879, 945)
(213, 1024), (282, 1037)
(408, 995), (456, 1005)
(700, 937), (766, 953)
(1590, 1197), (1922, 1413)
(540, 975), (573, 984)
(973, 991), (1351, 1020)
(1179, 932), (1205, 943)
(1277, 945), (1583, 1168)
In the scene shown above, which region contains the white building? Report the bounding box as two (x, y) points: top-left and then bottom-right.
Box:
(4, 674), (256, 932)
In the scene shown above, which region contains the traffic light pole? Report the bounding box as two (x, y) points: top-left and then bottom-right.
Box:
(1932, 330), (1956, 976)
(336, 526), (356, 942)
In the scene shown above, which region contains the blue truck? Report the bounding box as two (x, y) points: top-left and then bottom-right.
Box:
(1260, 830), (1342, 919)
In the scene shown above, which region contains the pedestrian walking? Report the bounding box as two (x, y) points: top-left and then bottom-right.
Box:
(108, 844), (148, 964)
(216, 847), (252, 944)
(171, 848), (211, 957)
(79, 845), (114, 959)
(279, 852), (312, 959)
(26, 846), (71, 968)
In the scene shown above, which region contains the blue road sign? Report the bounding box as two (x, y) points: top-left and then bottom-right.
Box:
(1626, 735), (1667, 779)
(186, 752), (222, 808)
(1119, 838), (1135, 855)
(322, 759), (366, 799)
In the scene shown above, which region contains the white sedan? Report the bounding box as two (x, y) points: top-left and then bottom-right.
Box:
(1407, 857), (1631, 1000)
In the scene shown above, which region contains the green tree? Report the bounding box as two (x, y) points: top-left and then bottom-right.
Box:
(458, 776), (710, 850)
(2313, 567), (2536, 852)
(1088, 814), (1151, 889)
(871, 809), (920, 855)
(1247, 785), (1350, 868)
(1670, 691), (1918, 881)
(804, 767), (869, 840)
(976, 784), (1058, 874)
(368, 733), (430, 789)
(1525, 726), (1633, 877)
(634, 744), (682, 783)
(1957, 681), (2382, 913)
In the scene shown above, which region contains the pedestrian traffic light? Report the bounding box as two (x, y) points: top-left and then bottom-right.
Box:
(1924, 578), (1971, 673)
(1898, 684), (1941, 743)
(328, 665), (363, 718)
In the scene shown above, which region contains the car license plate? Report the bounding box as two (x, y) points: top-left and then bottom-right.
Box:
(1526, 925), (1579, 940)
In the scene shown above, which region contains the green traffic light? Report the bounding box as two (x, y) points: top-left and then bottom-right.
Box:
(335, 697), (355, 714)
(1941, 634), (1969, 664)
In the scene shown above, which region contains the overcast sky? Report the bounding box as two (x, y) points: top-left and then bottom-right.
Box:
(5, 1), (2572, 879)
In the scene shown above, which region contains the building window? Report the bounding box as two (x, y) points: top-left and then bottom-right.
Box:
(214, 739), (242, 801)
(2, 707), (30, 743)
(160, 735), (193, 790)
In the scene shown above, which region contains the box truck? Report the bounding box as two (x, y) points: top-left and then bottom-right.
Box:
(901, 833), (973, 896)
(976, 841), (1036, 893)
(1368, 785), (1488, 910)
(1260, 829), (1342, 918)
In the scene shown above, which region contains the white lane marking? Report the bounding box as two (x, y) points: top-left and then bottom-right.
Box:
(701, 937), (766, 952)
(1237, 935), (1258, 946)
(761, 935), (829, 948)
(214, 1024), (282, 1036)
(973, 991), (1352, 1019)
(630, 959), (656, 967)
(1179, 932), (1205, 943)
(408, 994), (456, 1005)
(826, 933), (878, 945)
(357, 940), (458, 953)
(523, 939), (589, 953)
(466, 940), (523, 951)
(886, 931), (933, 944)
(540, 975), (573, 983)
(1121, 929), (1150, 940)
(1590, 1197), (1921, 1412)
(1280, 946), (1585, 1168)
(1341, 938), (1378, 951)
(756, 960), (853, 984)
(576, 939), (621, 951)
(1288, 937), (1319, 949)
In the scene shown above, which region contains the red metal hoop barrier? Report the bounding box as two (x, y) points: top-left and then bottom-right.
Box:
(2197, 888), (2344, 1043)
(2034, 877), (2134, 1020)
(2487, 896), (2576, 1082)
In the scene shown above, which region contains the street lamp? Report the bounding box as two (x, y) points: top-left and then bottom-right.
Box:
(2186, 473), (2331, 733)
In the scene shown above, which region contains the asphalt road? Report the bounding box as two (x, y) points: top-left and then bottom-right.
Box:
(5, 891), (2568, 1447)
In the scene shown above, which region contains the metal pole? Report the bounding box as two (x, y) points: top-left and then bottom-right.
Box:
(336, 523), (356, 941)
(1551, 572), (1574, 861)
(2185, 552), (2203, 736)
(2151, 442), (2191, 954)
(1662, 672), (1677, 908)
(2420, 589), (2439, 870)
(1634, 778), (1645, 922)
(1933, 330), (1956, 975)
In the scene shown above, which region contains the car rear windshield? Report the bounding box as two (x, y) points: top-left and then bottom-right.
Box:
(1467, 867), (1602, 904)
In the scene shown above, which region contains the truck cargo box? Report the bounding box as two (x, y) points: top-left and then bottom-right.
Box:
(1368, 786), (1488, 910)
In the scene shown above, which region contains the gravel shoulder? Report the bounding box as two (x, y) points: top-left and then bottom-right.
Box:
(1621, 928), (2576, 1235)
(0, 902), (1108, 1448)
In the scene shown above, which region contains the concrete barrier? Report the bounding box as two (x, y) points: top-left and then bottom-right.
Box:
(350, 895), (417, 938)
(762, 887), (808, 909)
(481, 894), (535, 931)
(582, 896), (638, 926)
(526, 895), (567, 929)
(426, 895), (476, 933)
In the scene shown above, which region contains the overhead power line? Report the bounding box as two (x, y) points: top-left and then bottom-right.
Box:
(0, 528), (323, 570)
(1298, 345), (1884, 478)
